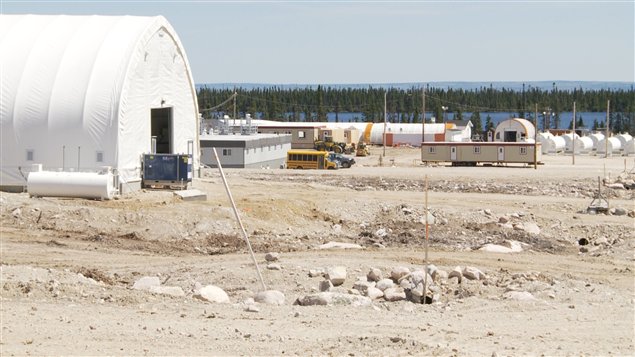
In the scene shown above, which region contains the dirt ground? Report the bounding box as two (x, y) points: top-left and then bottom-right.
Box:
(1, 147), (634, 356)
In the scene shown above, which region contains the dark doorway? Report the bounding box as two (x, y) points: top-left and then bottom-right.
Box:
(504, 131), (517, 142)
(151, 108), (172, 154)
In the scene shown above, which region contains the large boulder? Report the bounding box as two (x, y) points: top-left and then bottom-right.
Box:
(326, 266), (347, 286)
(194, 285), (230, 303)
(254, 290), (286, 305)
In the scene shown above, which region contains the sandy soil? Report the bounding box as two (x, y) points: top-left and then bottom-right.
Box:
(1, 147), (634, 356)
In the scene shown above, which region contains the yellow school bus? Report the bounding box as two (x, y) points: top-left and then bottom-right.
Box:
(286, 150), (338, 170)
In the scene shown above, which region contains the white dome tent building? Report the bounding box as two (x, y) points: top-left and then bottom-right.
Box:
(1, 15), (199, 194)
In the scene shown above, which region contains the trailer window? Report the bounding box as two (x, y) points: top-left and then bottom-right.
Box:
(428, 147), (436, 154)
(223, 149), (231, 156)
(520, 147), (527, 155)
(474, 146), (481, 154)
(298, 131), (306, 138)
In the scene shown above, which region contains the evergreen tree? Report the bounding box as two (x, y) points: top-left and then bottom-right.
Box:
(485, 115), (494, 132)
(470, 112), (483, 135)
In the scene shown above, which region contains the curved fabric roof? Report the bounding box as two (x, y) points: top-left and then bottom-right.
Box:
(1, 15), (199, 186)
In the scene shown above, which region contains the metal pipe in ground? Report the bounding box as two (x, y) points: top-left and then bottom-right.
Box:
(212, 147), (267, 291)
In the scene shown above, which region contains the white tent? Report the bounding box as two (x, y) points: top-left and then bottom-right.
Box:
(596, 137), (622, 155)
(562, 133), (581, 153)
(588, 132), (605, 150)
(624, 139), (635, 156)
(1, 15), (199, 191)
(494, 118), (536, 142)
(615, 133), (633, 149)
(537, 132), (565, 154)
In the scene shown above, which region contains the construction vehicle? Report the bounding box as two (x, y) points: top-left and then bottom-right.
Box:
(356, 142), (370, 157)
(328, 152), (355, 168)
(314, 135), (347, 154)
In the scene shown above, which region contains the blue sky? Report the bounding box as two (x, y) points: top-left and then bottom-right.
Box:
(2, 1), (634, 84)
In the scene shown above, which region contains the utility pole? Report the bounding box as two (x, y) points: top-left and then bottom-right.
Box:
(534, 103), (538, 170)
(605, 100), (610, 158)
(572, 101), (576, 165)
(383, 90), (387, 157)
(421, 86), (426, 144)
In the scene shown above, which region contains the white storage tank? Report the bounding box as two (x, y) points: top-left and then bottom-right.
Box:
(562, 133), (581, 153)
(574, 136), (594, 154)
(615, 133), (633, 148)
(537, 132), (565, 154)
(623, 139), (635, 156)
(27, 170), (116, 200)
(589, 132), (605, 150)
(596, 137), (622, 155)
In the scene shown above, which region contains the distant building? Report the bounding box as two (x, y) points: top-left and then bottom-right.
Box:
(200, 133), (292, 169)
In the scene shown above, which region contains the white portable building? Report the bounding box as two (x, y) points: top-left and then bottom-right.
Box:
(1, 15), (199, 192)
(596, 137), (622, 155)
(494, 118), (536, 142)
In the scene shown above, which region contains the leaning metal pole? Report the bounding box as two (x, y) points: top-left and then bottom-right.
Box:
(212, 147), (267, 291)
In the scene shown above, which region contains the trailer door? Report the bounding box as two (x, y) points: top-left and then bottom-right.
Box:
(497, 146), (504, 161)
(450, 146), (457, 161)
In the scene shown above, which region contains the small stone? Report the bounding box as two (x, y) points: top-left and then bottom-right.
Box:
(245, 305), (260, 312)
(194, 285), (230, 303)
(132, 276), (161, 291)
(367, 287), (384, 300)
(326, 266), (347, 286)
(384, 287), (406, 302)
(254, 290), (286, 305)
(308, 269), (325, 278)
(463, 267), (484, 280)
(267, 263), (282, 270)
(448, 267), (462, 283)
(319, 280), (333, 292)
(367, 268), (383, 282)
(265, 252), (280, 262)
(376, 278), (395, 291)
(390, 267), (411, 281)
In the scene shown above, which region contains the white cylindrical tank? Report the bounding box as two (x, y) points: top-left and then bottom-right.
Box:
(589, 132), (605, 150)
(562, 133), (580, 153)
(27, 170), (116, 200)
(615, 133), (633, 148)
(596, 137), (622, 155)
(574, 136), (593, 154)
(537, 132), (564, 154)
(623, 139), (635, 156)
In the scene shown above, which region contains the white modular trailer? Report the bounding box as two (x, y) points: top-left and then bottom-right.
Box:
(0, 15), (199, 191)
(494, 118), (536, 142)
(421, 142), (542, 166)
(200, 134), (292, 169)
(596, 137), (622, 155)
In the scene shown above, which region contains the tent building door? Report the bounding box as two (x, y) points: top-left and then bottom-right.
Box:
(151, 108), (172, 154)
(497, 147), (505, 161)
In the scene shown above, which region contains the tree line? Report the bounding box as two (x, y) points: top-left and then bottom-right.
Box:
(197, 85), (635, 135)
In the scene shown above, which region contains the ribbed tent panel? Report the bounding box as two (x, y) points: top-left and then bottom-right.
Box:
(0, 15), (199, 188)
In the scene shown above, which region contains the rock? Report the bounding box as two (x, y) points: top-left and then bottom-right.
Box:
(308, 268), (325, 277)
(296, 292), (371, 307)
(265, 252), (280, 262)
(480, 240), (523, 253)
(245, 305), (260, 313)
(367, 268), (383, 282)
(194, 285), (230, 304)
(612, 207), (627, 216)
(353, 280), (374, 295)
(433, 269), (448, 281)
(11, 208), (21, 218)
(332, 224), (342, 233)
(267, 263), (282, 270)
(462, 266), (484, 280)
(376, 278), (395, 291)
(319, 280), (333, 292)
(254, 290), (285, 305)
(372, 243), (386, 249)
(374, 228), (388, 238)
(132, 276), (161, 290)
(318, 242), (363, 250)
(484, 209), (492, 216)
(606, 183), (625, 190)
(448, 267), (463, 283)
(367, 287), (384, 300)
(325, 266), (347, 286)
(420, 212), (436, 225)
(513, 222), (540, 235)
(148, 286), (185, 297)
(384, 287), (406, 302)
(390, 267), (411, 281)
(503, 291), (537, 301)
(594, 237), (609, 245)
